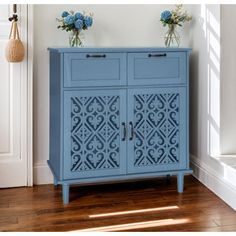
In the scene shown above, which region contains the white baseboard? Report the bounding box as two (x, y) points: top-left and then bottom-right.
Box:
(190, 154), (236, 211)
(33, 163), (53, 185)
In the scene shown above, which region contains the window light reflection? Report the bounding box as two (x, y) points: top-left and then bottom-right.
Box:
(89, 205), (179, 218)
(75, 218), (190, 232)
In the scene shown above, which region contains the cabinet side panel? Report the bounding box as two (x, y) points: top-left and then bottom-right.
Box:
(186, 51), (190, 169)
(49, 52), (62, 180)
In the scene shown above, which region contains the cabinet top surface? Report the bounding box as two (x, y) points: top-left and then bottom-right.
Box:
(48, 47), (191, 53)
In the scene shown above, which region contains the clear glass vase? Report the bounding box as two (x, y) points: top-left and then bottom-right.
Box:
(164, 24), (180, 48)
(69, 30), (83, 47)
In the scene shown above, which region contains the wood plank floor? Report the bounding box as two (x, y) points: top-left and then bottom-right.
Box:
(0, 175), (236, 232)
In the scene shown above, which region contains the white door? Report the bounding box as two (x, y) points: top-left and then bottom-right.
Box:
(0, 5), (30, 187)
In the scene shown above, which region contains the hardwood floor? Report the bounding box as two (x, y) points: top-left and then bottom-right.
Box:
(0, 175), (236, 232)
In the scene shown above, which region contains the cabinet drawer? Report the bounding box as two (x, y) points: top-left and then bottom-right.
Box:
(128, 52), (186, 85)
(64, 53), (126, 87)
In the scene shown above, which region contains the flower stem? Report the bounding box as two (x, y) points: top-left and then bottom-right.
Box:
(69, 30), (83, 47)
(164, 24), (180, 47)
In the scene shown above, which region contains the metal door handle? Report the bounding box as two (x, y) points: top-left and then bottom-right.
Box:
(129, 122), (134, 141)
(121, 122), (126, 141)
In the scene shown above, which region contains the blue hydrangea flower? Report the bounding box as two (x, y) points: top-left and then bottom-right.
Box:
(75, 19), (83, 30)
(161, 10), (172, 21)
(64, 15), (75, 25)
(75, 12), (84, 20)
(61, 11), (69, 18)
(84, 16), (93, 27)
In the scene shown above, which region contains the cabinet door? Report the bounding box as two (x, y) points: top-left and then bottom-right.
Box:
(63, 90), (127, 179)
(127, 87), (187, 174)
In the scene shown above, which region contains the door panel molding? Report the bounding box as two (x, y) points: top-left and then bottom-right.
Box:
(26, 4), (33, 186)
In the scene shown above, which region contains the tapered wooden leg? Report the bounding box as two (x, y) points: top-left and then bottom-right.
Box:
(62, 183), (70, 204)
(53, 177), (58, 186)
(166, 174), (171, 184)
(177, 173), (184, 193)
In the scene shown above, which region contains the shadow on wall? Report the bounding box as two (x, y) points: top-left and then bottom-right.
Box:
(189, 4), (220, 159)
(190, 5), (236, 194)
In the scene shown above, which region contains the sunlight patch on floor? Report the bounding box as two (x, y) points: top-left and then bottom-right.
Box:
(89, 205), (179, 218)
(73, 218), (190, 232)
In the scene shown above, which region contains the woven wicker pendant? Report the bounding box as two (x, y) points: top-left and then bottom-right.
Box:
(5, 21), (24, 63)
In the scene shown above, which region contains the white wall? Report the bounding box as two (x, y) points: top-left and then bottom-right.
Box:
(33, 4), (192, 183)
(220, 5), (236, 154)
(189, 4), (236, 210)
(189, 4), (221, 161)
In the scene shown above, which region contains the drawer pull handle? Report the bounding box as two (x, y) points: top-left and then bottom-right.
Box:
(148, 53), (167, 58)
(122, 122), (126, 141)
(129, 122), (134, 141)
(86, 54), (106, 58)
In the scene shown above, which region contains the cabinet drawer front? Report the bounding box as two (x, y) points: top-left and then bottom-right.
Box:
(128, 52), (186, 85)
(127, 87), (187, 174)
(64, 53), (126, 87)
(63, 89), (127, 179)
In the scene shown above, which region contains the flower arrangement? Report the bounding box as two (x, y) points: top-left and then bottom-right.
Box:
(160, 5), (192, 47)
(57, 10), (93, 47)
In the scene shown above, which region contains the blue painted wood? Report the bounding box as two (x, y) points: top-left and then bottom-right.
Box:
(48, 47), (191, 53)
(53, 177), (58, 186)
(63, 89), (127, 179)
(64, 53), (126, 87)
(55, 169), (193, 185)
(128, 52), (186, 85)
(48, 47), (191, 204)
(177, 172), (184, 193)
(49, 52), (63, 181)
(127, 87), (187, 174)
(62, 183), (70, 204)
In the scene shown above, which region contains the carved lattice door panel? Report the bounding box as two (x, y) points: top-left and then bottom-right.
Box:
(63, 90), (127, 179)
(127, 87), (187, 174)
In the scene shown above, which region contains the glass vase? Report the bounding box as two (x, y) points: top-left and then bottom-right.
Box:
(69, 30), (83, 47)
(164, 24), (180, 48)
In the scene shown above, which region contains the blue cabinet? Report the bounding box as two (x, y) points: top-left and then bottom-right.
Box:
(48, 47), (192, 204)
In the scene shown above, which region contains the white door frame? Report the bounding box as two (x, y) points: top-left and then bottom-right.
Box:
(26, 4), (33, 186)
(0, 4), (33, 187)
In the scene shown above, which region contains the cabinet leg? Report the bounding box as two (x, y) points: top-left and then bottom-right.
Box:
(62, 183), (70, 204)
(177, 173), (184, 193)
(166, 174), (171, 184)
(53, 177), (58, 186)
